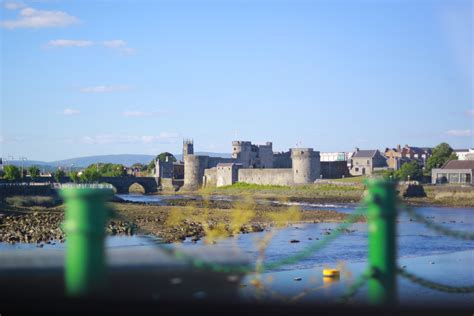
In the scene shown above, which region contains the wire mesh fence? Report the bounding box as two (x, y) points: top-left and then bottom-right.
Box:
(52, 180), (474, 303)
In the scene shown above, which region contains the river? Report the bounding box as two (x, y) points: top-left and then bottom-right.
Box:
(116, 194), (474, 306)
(2, 193), (473, 305)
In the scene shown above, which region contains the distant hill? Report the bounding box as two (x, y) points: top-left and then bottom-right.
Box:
(4, 152), (232, 169)
(174, 152), (232, 161)
(51, 154), (155, 168)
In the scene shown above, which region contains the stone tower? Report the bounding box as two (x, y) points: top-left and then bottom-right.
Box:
(291, 148), (320, 184)
(183, 154), (209, 190)
(231, 141), (252, 168)
(182, 139), (194, 160)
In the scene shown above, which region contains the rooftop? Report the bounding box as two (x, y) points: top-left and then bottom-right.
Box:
(353, 150), (377, 158)
(442, 160), (474, 169)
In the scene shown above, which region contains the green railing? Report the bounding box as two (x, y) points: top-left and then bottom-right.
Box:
(59, 180), (474, 303)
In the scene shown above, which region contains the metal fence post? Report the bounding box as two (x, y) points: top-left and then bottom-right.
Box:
(365, 179), (397, 305)
(60, 187), (113, 297)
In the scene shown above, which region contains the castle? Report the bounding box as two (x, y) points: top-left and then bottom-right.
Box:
(155, 139), (348, 190)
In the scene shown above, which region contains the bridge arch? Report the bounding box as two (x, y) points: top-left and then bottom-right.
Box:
(128, 182), (146, 194)
(98, 177), (158, 194)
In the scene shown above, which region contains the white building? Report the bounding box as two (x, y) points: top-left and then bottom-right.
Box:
(320, 152), (348, 162)
(454, 149), (474, 161)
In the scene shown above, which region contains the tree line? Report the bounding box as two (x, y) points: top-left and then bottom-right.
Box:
(1, 152), (177, 183)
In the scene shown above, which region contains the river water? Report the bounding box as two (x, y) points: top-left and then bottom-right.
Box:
(115, 194), (474, 306)
(2, 193), (473, 305)
(115, 194), (474, 269)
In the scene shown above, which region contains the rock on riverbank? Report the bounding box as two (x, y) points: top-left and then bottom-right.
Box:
(0, 199), (357, 245)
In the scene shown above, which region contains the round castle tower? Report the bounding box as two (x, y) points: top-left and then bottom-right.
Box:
(291, 148), (320, 184)
(182, 139), (194, 160)
(183, 155), (209, 190)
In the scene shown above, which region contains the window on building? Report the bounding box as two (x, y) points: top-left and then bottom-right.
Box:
(355, 168), (359, 172)
(460, 173), (471, 183)
(448, 173), (459, 183)
(367, 160), (370, 165)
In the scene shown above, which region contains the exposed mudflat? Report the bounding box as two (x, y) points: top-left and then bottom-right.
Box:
(0, 199), (358, 244)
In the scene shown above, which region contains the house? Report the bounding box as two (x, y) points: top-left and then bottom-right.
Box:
(350, 149), (388, 176)
(431, 160), (474, 185)
(401, 145), (431, 166)
(384, 146), (403, 170)
(384, 145), (431, 170)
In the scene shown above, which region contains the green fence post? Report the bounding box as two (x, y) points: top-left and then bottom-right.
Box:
(60, 186), (114, 297)
(365, 179), (397, 305)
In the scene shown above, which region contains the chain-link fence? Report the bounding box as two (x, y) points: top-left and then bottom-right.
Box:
(57, 180), (474, 304)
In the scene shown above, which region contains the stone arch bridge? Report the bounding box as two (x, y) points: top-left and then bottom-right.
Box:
(99, 177), (159, 194)
(0, 176), (159, 194)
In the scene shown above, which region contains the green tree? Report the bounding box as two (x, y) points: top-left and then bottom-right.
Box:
(131, 163), (146, 171)
(28, 166), (40, 181)
(69, 171), (80, 183)
(424, 143), (457, 175)
(53, 169), (66, 183)
(3, 165), (21, 182)
(83, 163), (126, 177)
(80, 168), (101, 183)
(378, 169), (398, 181)
(396, 160), (423, 181)
(157, 152), (176, 163)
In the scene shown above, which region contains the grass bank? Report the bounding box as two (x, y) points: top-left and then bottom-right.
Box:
(197, 182), (474, 208)
(200, 182), (365, 204)
(405, 185), (474, 208)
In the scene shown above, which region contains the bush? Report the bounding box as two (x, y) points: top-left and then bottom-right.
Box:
(3, 165), (21, 182)
(28, 166), (40, 181)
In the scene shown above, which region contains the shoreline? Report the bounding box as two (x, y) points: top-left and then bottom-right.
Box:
(1, 186), (472, 245)
(0, 199), (362, 245)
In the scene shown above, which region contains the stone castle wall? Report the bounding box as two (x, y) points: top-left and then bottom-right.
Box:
(237, 168), (293, 186)
(321, 161), (349, 179)
(208, 157), (234, 168)
(203, 167), (217, 187)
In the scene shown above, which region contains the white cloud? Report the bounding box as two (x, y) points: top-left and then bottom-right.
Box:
(1, 6), (79, 29)
(4, 1), (26, 10)
(122, 111), (163, 118)
(102, 40), (136, 55)
(61, 108), (80, 116)
(81, 133), (179, 145)
(80, 85), (130, 93)
(47, 39), (93, 48)
(445, 129), (473, 137)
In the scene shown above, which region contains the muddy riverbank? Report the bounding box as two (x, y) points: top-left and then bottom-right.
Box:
(0, 198), (358, 245)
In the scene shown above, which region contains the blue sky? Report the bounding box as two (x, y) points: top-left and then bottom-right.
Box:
(1, 0), (472, 161)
